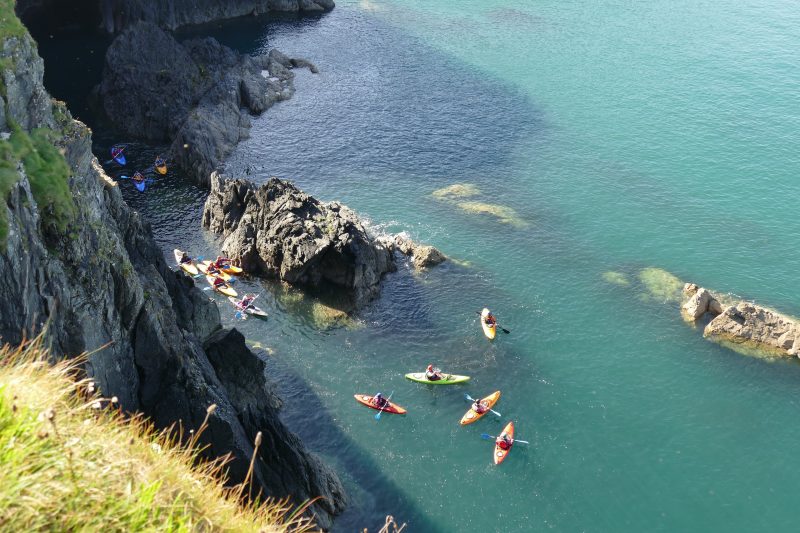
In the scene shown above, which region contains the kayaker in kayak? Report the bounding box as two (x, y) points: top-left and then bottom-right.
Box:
(212, 255), (231, 269)
(132, 171), (145, 183)
(179, 251), (192, 264)
(212, 277), (227, 290)
(372, 392), (388, 408)
(484, 311), (497, 327)
(207, 263), (222, 276)
(238, 294), (255, 309)
(473, 399), (489, 414)
(112, 146), (124, 158)
(496, 433), (513, 450)
(155, 156), (166, 167)
(425, 364), (442, 381)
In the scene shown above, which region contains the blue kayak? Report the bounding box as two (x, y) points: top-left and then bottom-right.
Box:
(111, 146), (126, 166)
(134, 179), (146, 192)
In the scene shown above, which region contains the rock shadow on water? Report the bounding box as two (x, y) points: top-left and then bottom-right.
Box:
(264, 358), (437, 532)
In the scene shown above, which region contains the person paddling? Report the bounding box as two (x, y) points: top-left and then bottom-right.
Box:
(238, 294), (255, 309)
(473, 398), (489, 414)
(132, 171), (144, 183)
(179, 251), (192, 264)
(496, 432), (513, 450)
(212, 276), (227, 290)
(372, 392), (388, 408)
(425, 364), (442, 381)
(213, 255), (231, 269)
(484, 311), (497, 327)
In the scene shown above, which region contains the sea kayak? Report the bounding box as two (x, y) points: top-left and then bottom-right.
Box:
(459, 390), (501, 425)
(405, 372), (470, 385)
(111, 146), (126, 166)
(480, 308), (496, 340)
(173, 249), (199, 276)
(206, 275), (237, 298)
(353, 394), (407, 415)
(198, 261), (234, 281)
(228, 297), (268, 319)
(220, 264), (243, 275)
(494, 421), (514, 465)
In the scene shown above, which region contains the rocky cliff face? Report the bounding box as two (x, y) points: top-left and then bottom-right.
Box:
(15, 0), (334, 34)
(98, 0), (335, 33)
(0, 23), (344, 529)
(95, 22), (315, 187)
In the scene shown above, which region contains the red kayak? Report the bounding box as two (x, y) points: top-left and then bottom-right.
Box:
(354, 394), (407, 415)
(494, 421), (514, 465)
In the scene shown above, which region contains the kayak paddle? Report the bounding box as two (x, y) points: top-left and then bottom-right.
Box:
(481, 433), (529, 445)
(474, 311), (510, 334)
(464, 393), (502, 417)
(375, 390), (395, 420)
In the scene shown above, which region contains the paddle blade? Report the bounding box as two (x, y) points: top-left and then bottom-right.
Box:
(480, 433), (494, 440)
(374, 412), (382, 420)
(464, 393), (473, 401)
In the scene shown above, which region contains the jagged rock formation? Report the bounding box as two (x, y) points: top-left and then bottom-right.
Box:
(15, 0), (334, 34)
(681, 283), (723, 321)
(380, 233), (448, 270)
(95, 23), (316, 186)
(680, 283), (800, 358)
(202, 173), (397, 310)
(0, 23), (344, 529)
(704, 302), (800, 357)
(98, 0), (335, 33)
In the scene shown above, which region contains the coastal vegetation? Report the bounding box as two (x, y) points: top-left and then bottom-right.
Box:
(0, 337), (319, 532)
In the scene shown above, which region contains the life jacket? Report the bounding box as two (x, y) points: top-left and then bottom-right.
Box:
(213, 278), (225, 287)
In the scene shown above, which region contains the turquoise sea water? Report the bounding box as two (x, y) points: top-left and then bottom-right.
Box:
(34, 1), (800, 531)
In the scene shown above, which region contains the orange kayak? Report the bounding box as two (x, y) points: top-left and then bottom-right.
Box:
(494, 421), (514, 465)
(354, 394), (407, 415)
(459, 390), (500, 425)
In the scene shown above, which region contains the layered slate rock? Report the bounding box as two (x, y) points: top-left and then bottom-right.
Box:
(704, 303), (800, 357)
(0, 26), (344, 529)
(95, 23), (316, 186)
(203, 173), (396, 310)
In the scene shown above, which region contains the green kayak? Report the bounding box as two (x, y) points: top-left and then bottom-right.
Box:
(405, 372), (470, 385)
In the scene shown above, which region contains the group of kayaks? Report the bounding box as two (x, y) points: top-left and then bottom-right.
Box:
(108, 144), (168, 192)
(173, 249), (268, 320)
(354, 308), (521, 465)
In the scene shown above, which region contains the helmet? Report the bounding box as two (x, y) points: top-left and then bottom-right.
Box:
(376, 392), (383, 398)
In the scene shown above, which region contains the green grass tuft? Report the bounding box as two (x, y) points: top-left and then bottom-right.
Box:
(0, 336), (321, 532)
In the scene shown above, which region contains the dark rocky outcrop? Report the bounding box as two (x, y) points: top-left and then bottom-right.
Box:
(1, 23), (344, 529)
(15, 0), (334, 34)
(95, 23), (316, 186)
(202, 173), (446, 311)
(203, 173), (397, 311)
(98, 0), (335, 33)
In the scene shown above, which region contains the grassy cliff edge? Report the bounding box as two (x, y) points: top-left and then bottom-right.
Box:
(0, 337), (318, 532)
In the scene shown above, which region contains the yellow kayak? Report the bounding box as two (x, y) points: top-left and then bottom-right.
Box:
(198, 261), (233, 281)
(481, 308), (496, 340)
(460, 390), (500, 425)
(206, 275), (237, 298)
(173, 248), (199, 276)
(220, 264), (243, 275)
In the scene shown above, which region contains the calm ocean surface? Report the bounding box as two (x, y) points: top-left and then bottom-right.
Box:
(36, 1), (800, 531)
